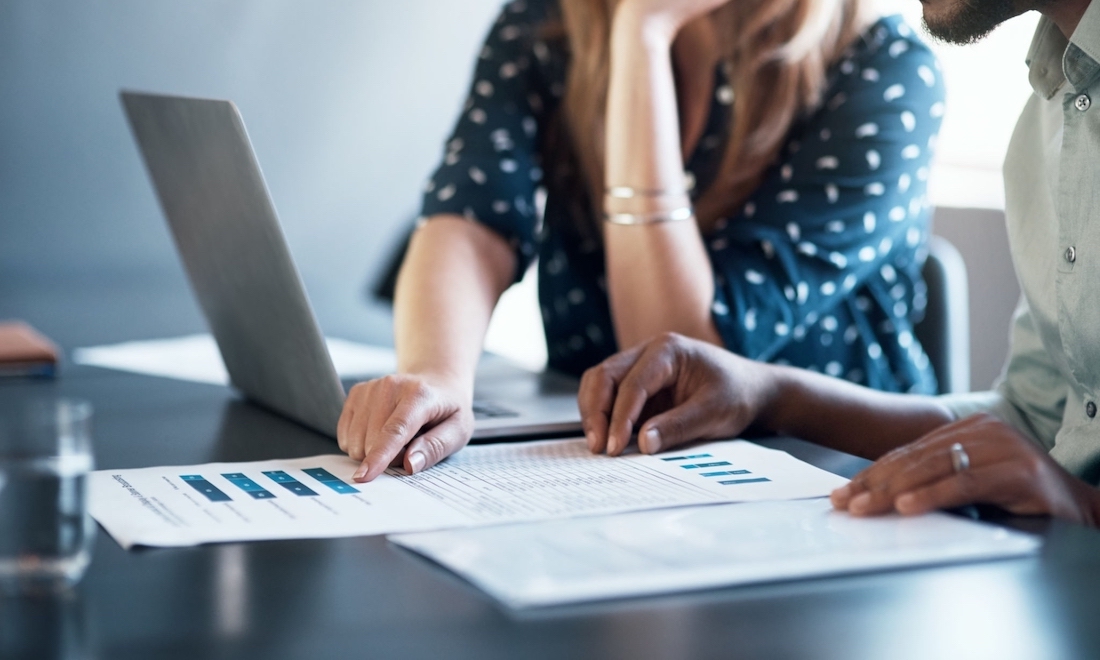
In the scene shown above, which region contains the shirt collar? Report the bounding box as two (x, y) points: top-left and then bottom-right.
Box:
(1027, 0), (1100, 98)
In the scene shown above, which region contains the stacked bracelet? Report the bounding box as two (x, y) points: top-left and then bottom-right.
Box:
(603, 185), (693, 224)
(603, 207), (694, 225)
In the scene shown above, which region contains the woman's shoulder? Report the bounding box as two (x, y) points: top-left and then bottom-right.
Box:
(480, 0), (566, 68)
(824, 14), (944, 109)
(845, 14), (939, 69)
(489, 0), (560, 33)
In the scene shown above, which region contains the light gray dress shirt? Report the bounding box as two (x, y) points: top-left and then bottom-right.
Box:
(942, 2), (1100, 483)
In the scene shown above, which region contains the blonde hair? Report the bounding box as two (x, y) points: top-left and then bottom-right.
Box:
(548, 0), (870, 232)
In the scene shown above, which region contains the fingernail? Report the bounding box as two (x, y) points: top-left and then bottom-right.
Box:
(408, 451), (426, 474)
(353, 462), (370, 481)
(895, 493), (916, 512)
(585, 430), (597, 452)
(641, 428), (660, 454)
(850, 492), (871, 514)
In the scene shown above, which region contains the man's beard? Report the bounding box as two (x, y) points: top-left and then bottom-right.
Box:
(922, 0), (1025, 44)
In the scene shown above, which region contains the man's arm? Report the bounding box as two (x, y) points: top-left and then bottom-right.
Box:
(829, 413), (1100, 525)
(578, 332), (953, 458)
(577, 332), (1100, 525)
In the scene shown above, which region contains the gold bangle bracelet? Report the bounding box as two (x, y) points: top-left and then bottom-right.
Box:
(603, 207), (694, 225)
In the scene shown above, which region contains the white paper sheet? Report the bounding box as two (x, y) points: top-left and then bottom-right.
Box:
(390, 499), (1043, 608)
(88, 439), (847, 549)
(72, 334), (397, 385)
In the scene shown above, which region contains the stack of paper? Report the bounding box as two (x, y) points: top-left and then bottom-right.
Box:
(89, 436), (1041, 607)
(390, 499), (1041, 608)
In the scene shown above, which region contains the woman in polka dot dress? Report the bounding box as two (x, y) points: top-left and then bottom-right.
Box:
(339, 0), (946, 480)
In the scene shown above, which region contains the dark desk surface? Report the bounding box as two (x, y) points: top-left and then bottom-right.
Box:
(4, 274), (1100, 660)
(6, 365), (1100, 660)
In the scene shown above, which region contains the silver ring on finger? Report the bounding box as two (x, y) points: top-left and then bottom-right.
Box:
(949, 442), (970, 473)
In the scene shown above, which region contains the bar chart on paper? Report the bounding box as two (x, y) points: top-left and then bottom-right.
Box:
(263, 470), (319, 496)
(222, 473), (276, 500)
(89, 440), (849, 549)
(303, 468), (359, 494)
(89, 454), (463, 548)
(181, 467), (357, 503)
(180, 475), (231, 502)
(660, 453), (772, 485)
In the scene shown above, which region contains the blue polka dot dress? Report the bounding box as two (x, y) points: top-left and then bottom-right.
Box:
(420, 0), (945, 394)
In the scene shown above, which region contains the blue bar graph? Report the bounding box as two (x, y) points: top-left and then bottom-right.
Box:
(222, 473), (276, 500)
(699, 470), (752, 478)
(679, 461), (732, 470)
(262, 471), (318, 496)
(718, 477), (771, 486)
(181, 475), (232, 502)
(302, 468), (358, 494)
(661, 453), (713, 462)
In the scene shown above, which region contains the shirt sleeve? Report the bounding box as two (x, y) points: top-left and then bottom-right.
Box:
(708, 24), (945, 362)
(419, 1), (551, 283)
(940, 296), (1068, 450)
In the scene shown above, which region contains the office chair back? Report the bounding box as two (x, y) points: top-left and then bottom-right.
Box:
(915, 235), (971, 394)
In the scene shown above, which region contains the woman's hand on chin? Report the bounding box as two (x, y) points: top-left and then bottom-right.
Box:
(613, 0), (730, 43)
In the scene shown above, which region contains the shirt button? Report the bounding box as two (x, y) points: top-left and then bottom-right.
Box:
(1065, 246), (1077, 263)
(1076, 94), (1091, 111)
(1088, 401), (1097, 418)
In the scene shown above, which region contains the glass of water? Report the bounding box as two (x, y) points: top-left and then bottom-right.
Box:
(0, 398), (95, 593)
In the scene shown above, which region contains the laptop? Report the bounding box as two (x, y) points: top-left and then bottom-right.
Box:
(120, 91), (582, 441)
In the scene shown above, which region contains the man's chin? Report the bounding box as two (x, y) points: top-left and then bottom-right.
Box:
(919, 0), (1021, 45)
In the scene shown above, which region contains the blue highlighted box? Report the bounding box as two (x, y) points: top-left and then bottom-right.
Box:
(661, 453), (713, 462)
(302, 468), (358, 494)
(222, 473), (276, 500)
(700, 470), (751, 477)
(718, 477), (771, 486)
(181, 475), (232, 502)
(263, 471), (318, 496)
(680, 461), (732, 470)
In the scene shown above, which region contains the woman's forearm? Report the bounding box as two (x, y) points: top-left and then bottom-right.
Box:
(393, 216), (516, 400)
(603, 8), (720, 350)
(605, 10), (684, 194)
(603, 220), (720, 349)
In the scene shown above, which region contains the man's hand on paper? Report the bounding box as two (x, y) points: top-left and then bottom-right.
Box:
(578, 333), (1100, 526)
(338, 374), (474, 482)
(830, 413), (1100, 524)
(578, 332), (776, 456)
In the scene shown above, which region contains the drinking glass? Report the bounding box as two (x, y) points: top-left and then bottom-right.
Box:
(0, 398), (95, 593)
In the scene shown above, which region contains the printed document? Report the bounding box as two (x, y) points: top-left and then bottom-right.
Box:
(391, 498), (1042, 608)
(89, 439), (847, 548)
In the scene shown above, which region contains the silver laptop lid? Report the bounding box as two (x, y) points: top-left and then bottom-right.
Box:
(122, 91), (345, 437)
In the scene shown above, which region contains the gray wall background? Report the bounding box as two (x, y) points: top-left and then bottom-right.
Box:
(1, 0), (1024, 392)
(1, 0), (502, 343)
